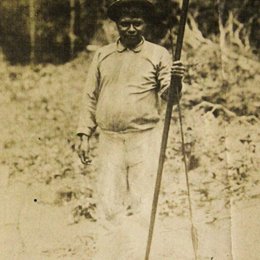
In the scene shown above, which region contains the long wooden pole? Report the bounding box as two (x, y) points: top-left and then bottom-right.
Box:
(144, 0), (191, 259)
(29, 0), (36, 64)
(69, 0), (76, 58)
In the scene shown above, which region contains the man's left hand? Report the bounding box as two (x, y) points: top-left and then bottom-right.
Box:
(171, 60), (186, 79)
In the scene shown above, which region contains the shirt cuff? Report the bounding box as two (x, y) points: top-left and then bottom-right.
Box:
(76, 127), (93, 137)
(159, 87), (169, 101)
(159, 86), (182, 102)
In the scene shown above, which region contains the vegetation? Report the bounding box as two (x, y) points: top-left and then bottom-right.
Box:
(0, 1), (259, 256)
(0, 0), (258, 63)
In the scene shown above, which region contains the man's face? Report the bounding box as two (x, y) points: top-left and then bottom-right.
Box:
(117, 16), (146, 47)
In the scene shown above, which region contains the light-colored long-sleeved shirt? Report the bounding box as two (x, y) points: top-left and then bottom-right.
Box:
(77, 38), (173, 136)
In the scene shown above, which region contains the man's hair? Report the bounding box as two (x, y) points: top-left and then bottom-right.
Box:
(116, 6), (149, 22)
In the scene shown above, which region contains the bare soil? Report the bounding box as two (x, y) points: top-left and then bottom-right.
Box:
(0, 46), (259, 259)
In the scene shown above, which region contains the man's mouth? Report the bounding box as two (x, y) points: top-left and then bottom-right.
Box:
(126, 34), (137, 37)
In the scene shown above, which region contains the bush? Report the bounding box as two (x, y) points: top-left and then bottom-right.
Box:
(0, 0), (258, 63)
(0, 1), (30, 63)
(0, 0), (103, 63)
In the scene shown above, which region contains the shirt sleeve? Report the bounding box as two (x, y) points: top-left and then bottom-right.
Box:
(157, 48), (182, 103)
(76, 51), (100, 137)
(157, 48), (172, 98)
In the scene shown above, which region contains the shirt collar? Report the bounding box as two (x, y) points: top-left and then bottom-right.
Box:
(116, 37), (145, 53)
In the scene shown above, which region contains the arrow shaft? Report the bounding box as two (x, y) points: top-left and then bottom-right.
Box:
(144, 0), (190, 259)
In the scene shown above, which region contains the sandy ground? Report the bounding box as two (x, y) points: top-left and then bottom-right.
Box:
(1, 175), (259, 260)
(0, 100), (259, 259)
(0, 46), (259, 260)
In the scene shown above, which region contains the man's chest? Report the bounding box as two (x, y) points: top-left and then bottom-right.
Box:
(98, 52), (159, 88)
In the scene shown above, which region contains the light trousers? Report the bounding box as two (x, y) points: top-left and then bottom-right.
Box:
(93, 126), (162, 260)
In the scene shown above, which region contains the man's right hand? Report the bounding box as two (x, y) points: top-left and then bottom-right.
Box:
(76, 135), (91, 165)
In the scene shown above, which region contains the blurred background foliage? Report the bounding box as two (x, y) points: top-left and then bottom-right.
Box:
(0, 0), (259, 228)
(0, 0), (259, 63)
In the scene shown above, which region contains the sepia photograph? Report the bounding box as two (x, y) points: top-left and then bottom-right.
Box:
(0, 0), (259, 259)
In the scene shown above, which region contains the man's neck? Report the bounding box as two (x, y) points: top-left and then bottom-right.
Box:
(120, 37), (143, 49)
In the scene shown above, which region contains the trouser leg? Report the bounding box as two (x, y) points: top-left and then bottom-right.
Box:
(117, 128), (162, 259)
(94, 132), (128, 260)
(96, 132), (128, 223)
(94, 128), (162, 260)
(127, 128), (161, 220)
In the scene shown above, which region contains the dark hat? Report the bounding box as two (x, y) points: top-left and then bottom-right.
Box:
(107, 0), (155, 22)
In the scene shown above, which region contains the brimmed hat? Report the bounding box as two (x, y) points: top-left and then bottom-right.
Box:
(107, 0), (155, 22)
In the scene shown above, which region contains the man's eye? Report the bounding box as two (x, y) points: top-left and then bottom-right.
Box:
(133, 22), (143, 27)
(120, 22), (130, 27)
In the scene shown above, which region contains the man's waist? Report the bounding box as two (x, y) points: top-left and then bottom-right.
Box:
(99, 123), (162, 142)
(99, 120), (160, 133)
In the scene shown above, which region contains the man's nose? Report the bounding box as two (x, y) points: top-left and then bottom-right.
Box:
(128, 24), (136, 34)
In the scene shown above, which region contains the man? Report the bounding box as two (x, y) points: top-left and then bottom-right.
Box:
(76, 0), (185, 259)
